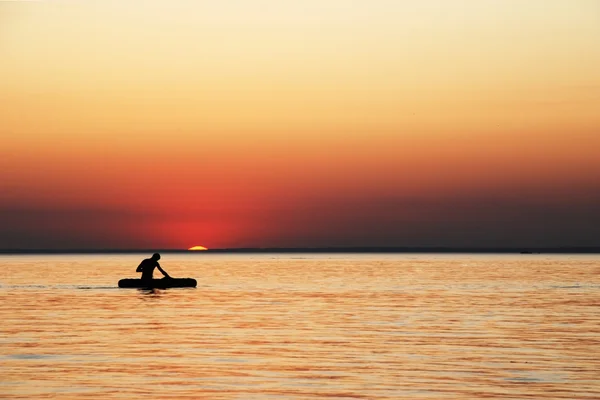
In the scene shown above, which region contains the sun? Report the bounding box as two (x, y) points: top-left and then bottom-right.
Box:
(188, 245), (208, 251)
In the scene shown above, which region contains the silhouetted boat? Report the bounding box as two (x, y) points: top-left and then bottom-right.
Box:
(118, 278), (197, 288)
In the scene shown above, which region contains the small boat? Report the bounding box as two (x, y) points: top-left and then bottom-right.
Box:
(118, 278), (197, 289)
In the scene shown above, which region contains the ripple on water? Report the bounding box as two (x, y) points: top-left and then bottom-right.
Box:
(1, 254), (600, 399)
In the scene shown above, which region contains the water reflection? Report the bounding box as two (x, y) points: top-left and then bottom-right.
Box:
(137, 288), (163, 297)
(1, 254), (599, 399)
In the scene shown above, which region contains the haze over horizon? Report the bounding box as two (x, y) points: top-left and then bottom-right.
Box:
(1, 0), (599, 250)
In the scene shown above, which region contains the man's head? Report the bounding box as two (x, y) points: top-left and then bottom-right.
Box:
(152, 253), (161, 261)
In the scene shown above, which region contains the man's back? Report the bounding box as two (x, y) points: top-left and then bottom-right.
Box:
(136, 253), (170, 280)
(137, 258), (158, 280)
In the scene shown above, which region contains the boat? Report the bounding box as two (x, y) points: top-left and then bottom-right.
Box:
(118, 278), (197, 289)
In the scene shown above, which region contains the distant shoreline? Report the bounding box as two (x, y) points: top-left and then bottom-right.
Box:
(1, 247), (600, 254)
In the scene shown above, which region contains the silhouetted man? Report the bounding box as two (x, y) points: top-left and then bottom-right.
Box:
(137, 253), (171, 281)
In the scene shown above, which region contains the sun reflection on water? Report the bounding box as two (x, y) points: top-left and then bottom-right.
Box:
(1, 254), (599, 399)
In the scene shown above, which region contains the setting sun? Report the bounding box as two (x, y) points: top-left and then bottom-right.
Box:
(188, 246), (208, 251)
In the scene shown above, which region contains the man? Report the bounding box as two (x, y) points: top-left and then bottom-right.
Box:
(136, 253), (171, 281)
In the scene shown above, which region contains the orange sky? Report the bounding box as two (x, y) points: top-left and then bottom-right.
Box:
(1, 0), (599, 249)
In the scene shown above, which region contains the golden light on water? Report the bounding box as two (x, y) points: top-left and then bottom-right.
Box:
(3, 254), (600, 398)
(188, 245), (208, 251)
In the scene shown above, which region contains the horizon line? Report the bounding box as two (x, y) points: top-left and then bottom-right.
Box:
(1, 246), (600, 254)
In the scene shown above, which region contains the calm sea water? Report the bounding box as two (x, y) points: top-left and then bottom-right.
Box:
(1, 253), (599, 399)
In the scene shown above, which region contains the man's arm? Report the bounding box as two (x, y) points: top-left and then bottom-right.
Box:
(157, 263), (171, 278)
(136, 262), (144, 273)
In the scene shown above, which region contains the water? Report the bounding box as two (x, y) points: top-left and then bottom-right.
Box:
(1, 253), (599, 399)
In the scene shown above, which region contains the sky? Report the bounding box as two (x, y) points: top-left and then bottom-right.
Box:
(1, 0), (599, 250)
